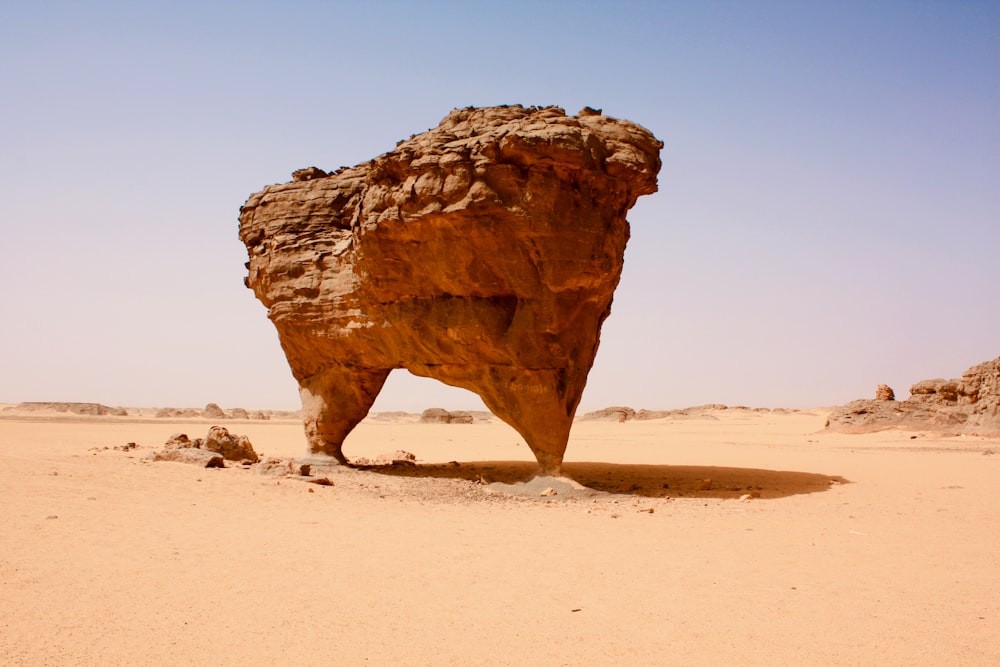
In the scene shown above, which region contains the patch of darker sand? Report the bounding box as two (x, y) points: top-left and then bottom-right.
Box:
(358, 460), (847, 499)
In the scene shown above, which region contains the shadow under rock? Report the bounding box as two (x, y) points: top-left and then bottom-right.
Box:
(356, 460), (848, 499)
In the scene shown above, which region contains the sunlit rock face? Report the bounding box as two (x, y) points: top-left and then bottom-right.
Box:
(826, 356), (1000, 435)
(239, 105), (662, 472)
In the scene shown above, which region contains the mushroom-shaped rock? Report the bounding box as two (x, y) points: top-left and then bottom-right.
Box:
(239, 105), (662, 473)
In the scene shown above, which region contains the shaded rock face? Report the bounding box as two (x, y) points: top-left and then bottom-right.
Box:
(826, 356), (1000, 435)
(239, 105), (662, 472)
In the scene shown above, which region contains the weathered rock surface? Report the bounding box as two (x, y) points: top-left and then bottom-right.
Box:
(875, 384), (895, 401)
(826, 356), (1000, 435)
(203, 425), (259, 462)
(239, 105), (662, 472)
(151, 427), (258, 464)
(255, 457), (294, 476)
(152, 448), (224, 468)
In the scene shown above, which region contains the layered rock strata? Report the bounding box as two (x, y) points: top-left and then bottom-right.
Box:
(239, 105), (662, 472)
(826, 356), (1000, 435)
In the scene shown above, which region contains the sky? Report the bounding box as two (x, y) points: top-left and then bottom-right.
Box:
(1, 0), (998, 413)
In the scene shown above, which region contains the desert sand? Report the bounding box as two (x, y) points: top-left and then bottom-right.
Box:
(1, 407), (997, 665)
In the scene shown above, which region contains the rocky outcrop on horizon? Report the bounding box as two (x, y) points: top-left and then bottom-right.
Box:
(579, 406), (636, 422)
(825, 356), (1000, 435)
(5, 402), (128, 416)
(580, 404), (784, 422)
(239, 105), (662, 473)
(875, 384), (895, 401)
(420, 408), (474, 424)
(154, 408), (201, 418)
(153, 405), (272, 420)
(202, 403), (226, 419)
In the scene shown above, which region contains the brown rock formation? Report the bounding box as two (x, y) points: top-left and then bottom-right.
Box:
(239, 105), (662, 473)
(152, 448), (224, 468)
(152, 427), (258, 464)
(875, 384), (895, 401)
(826, 356), (1000, 435)
(203, 426), (259, 462)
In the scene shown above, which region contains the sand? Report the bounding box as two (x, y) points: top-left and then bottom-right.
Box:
(1, 407), (997, 665)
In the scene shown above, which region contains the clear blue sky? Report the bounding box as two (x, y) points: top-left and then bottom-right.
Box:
(2, 0), (997, 411)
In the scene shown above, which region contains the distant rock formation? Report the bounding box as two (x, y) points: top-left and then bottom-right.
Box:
(826, 356), (1000, 435)
(875, 384), (895, 401)
(239, 105), (662, 473)
(579, 404), (776, 422)
(154, 408), (200, 418)
(202, 403), (226, 419)
(580, 406), (636, 422)
(8, 402), (127, 416)
(420, 408), (474, 424)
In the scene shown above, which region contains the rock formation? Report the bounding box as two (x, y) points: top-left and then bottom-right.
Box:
(155, 407), (200, 418)
(826, 355), (1000, 435)
(152, 447), (224, 468)
(580, 406), (636, 422)
(203, 426), (259, 462)
(151, 427), (259, 465)
(420, 408), (474, 424)
(875, 384), (895, 401)
(239, 105), (662, 473)
(7, 402), (127, 416)
(202, 403), (226, 419)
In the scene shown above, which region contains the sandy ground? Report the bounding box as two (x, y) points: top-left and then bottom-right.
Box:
(1, 408), (997, 665)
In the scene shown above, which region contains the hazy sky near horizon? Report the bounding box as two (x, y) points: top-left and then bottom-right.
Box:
(2, 0), (998, 412)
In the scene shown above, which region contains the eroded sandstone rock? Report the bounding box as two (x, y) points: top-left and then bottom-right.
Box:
(203, 425), (259, 462)
(152, 448), (224, 468)
(826, 356), (1000, 435)
(152, 427), (258, 464)
(239, 105), (662, 472)
(875, 384), (895, 401)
